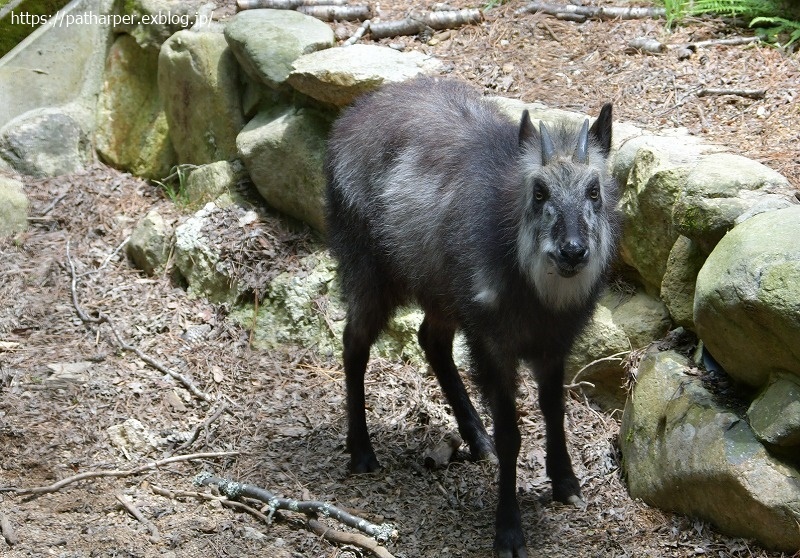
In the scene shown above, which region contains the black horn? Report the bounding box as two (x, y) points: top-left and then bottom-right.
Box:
(540, 121), (555, 165)
(573, 119), (590, 164)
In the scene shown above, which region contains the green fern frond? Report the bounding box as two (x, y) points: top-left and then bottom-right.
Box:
(751, 15), (800, 46)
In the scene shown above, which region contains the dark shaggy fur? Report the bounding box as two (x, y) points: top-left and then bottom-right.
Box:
(325, 77), (620, 557)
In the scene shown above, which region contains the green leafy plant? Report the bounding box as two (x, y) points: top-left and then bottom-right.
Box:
(658, 0), (800, 46)
(153, 164), (197, 206)
(482, 0), (510, 10)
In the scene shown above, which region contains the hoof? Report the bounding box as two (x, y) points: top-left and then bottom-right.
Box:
(350, 452), (381, 474)
(551, 475), (582, 505)
(495, 542), (528, 558)
(495, 525), (526, 558)
(566, 494), (587, 509)
(468, 435), (497, 464)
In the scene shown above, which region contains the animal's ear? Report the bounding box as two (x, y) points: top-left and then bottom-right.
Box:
(518, 110), (537, 146)
(589, 103), (613, 157)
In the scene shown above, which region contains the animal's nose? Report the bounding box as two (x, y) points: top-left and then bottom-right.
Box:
(559, 241), (588, 265)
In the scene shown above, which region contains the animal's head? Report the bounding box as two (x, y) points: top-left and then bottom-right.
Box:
(515, 105), (619, 310)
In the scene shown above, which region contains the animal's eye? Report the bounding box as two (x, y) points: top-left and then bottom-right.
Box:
(589, 187), (599, 200)
(533, 181), (548, 203)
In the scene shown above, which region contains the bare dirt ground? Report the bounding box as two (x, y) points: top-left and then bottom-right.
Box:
(1, 1), (799, 558)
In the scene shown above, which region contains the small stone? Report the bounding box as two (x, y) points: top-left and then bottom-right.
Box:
(127, 210), (172, 276)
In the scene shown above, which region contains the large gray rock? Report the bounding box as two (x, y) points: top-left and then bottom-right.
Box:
(694, 205), (800, 388)
(660, 235), (706, 329)
(672, 153), (793, 253)
(0, 175), (28, 237)
(617, 145), (692, 292)
(0, 106), (92, 177)
(0, 0), (112, 128)
(567, 288), (670, 411)
(615, 135), (793, 293)
(237, 105), (331, 233)
(158, 30), (244, 165)
(224, 9), (334, 90)
(287, 44), (443, 106)
(621, 350), (800, 552)
(95, 34), (175, 180)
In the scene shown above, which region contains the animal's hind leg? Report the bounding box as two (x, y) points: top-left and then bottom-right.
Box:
(418, 316), (494, 461)
(343, 294), (393, 474)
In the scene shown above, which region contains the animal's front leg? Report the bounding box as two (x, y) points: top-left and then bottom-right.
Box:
(535, 356), (583, 505)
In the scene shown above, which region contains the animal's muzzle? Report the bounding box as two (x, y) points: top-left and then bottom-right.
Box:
(551, 240), (589, 277)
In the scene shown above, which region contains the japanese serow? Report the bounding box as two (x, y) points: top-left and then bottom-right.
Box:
(324, 77), (619, 557)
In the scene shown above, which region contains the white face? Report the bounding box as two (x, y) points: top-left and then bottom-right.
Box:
(516, 159), (616, 311)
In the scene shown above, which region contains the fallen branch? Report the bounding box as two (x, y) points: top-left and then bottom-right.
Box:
(628, 35), (760, 55)
(236, 0), (346, 9)
(116, 492), (160, 543)
(0, 452), (239, 495)
(370, 18), (426, 39)
(370, 8), (482, 39)
(698, 88), (766, 99)
(308, 518), (397, 558)
(195, 473), (398, 543)
(66, 240), (215, 404)
(154, 483), (397, 558)
(627, 37), (665, 54)
(517, 2), (666, 21)
(343, 19), (371, 46)
(297, 4), (371, 21)
(413, 8), (482, 30)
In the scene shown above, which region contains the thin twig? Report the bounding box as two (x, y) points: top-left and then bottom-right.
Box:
(116, 492), (160, 543)
(687, 36), (760, 49)
(564, 380), (597, 390)
(77, 237), (130, 278)
(173, 403), (229, 453)
(568, 351), (630, 387)
(39, 192), (67, 216)
(152, 485), (274, 523)
(66, 240), (215, 403)
(1, 451), (238, 495)
(153, 484), (397, 558)
(343, 19), (371, 46)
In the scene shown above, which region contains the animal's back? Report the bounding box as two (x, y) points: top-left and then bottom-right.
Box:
(326, 78), (520, 305)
